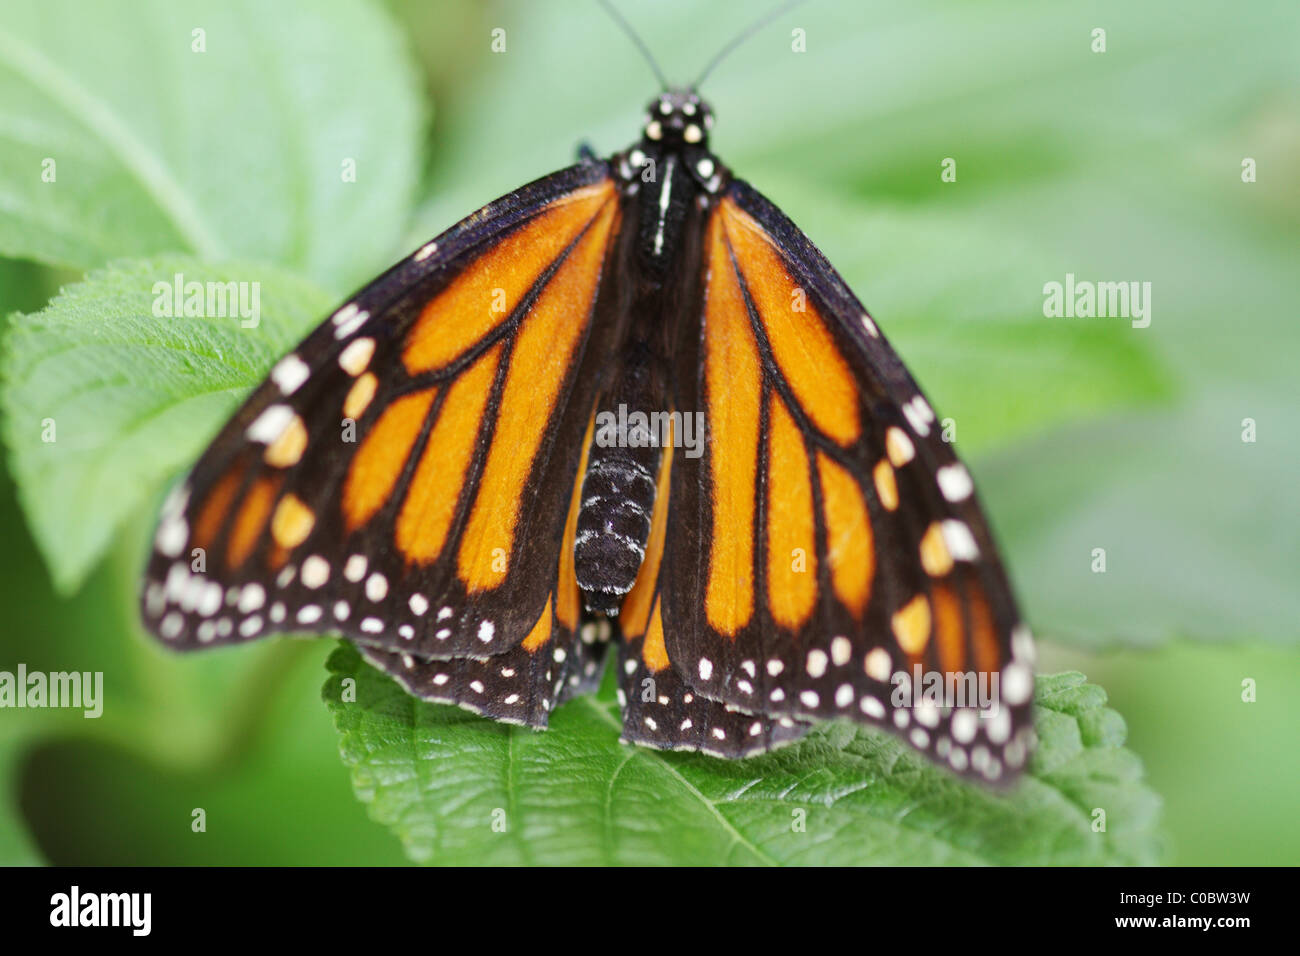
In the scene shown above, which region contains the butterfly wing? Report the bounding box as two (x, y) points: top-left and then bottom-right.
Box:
(612, 434), (812, 756)
(141, 162), (624, 726)
(655, 180), (1036, 782)
(353, 414), (613, 726)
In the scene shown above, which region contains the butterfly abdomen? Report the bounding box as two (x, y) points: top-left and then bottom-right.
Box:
(574, 445), (660, 615)
(575, 346), (668, 614)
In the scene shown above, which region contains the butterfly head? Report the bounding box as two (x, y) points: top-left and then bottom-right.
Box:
(643, 89), (713, 148)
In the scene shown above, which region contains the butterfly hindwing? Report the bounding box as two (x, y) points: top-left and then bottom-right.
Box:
(142, 163), (623, 722)
(357, 608), (611, 727)
(617, 633), (811, 757)
(659, 181), (1036, 782)
(612, 438), (811, 755)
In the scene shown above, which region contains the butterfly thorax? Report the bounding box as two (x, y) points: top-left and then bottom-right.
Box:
(615, 90), (727, 271)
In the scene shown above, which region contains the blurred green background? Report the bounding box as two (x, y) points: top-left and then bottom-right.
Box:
(0, 0), (1297, 865)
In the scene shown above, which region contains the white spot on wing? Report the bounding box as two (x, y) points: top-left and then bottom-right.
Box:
(937, 463), (974, 502)
(301, 555), (329, 589)
(338, 337), (375, 377)
(271, 354), (310, 395)
(941, 520), (979, 561)
(885, 426), (914, 466)
(332, 305), (370, 340)
(1002, 663), (1032, 705)
(830, 636), (851, 667)
(246, 404), (296, 444)
(343, 554), (367, 582)
(902, 396), (934, 436)
(238, 583), (265, 613)
(864, 648), (892, 682)
(155, 517), (187, 557)
(806, 649), (828, 679)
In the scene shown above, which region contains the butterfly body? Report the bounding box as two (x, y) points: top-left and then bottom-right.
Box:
(575, 91), (721, 613)
(141, 87), (1036, 783)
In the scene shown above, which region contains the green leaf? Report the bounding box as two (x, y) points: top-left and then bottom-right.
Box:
(0, 733), (43, 865)
(0, 256), (68, 317)
(0, 466), (407, 865)
(0, 0), (424, 291)
(15, 641), (409, 865)
(325, 645), (1163, 865)
(1, 256), (332, 592)
(1040, 639), (1300, 866)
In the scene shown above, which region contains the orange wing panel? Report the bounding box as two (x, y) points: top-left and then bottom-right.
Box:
(932, 581), (965, 677)
(968, 585), (1001, 677)
(457, 199), (617, 592)
(226, 475), (280, 570)
(521, 594), (554, 652)
(703, 210), (762, 637)
(766, 395), (818, 631)
(556, 412), (597, 632)
(396, 345), (502, 564)
(192, 464), (243, 551)
(403, 182), (615, 375)
(642, 599), (670, 673)
(816, 452), (873, 618)
(721, 199), (860, 447)
(342, 387), (438, 532)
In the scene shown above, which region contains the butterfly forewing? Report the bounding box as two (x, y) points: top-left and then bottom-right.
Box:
(658, 182), (1035, 783)
(142, 163), (623, 726)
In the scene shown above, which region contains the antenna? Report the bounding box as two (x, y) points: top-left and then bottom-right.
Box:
(694, 0), (810, 89)
(596, 0), (669, 91)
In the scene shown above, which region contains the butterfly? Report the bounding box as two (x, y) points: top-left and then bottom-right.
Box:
(140, 2), (1036, 785)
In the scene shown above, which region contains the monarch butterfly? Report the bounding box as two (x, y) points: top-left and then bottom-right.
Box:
(140, 1), (1036, 785)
